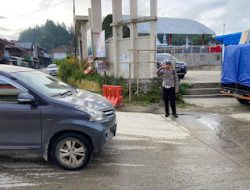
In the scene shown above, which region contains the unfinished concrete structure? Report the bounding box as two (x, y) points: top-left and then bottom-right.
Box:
(75, 0), (218, 79)
(76, 0), (158, 79)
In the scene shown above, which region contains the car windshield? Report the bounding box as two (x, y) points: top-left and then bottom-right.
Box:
(48, 64), (57, 68)
(157, 54), (178, 63)
(10, 71), (73, 97)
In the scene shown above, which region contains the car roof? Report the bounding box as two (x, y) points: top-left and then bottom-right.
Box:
(0, 65), (34, 74)
(156, 53), (171, 56)
(48, 64), (57, 67)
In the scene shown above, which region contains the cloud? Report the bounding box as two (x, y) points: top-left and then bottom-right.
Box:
(1, 0), (250, 39)
(0, 27), (10, 32)
(0, 15), (7, 19)
(157, 0), (250, 35)
(38, 0), (56, 8)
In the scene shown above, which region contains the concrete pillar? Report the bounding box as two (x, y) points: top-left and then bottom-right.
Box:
(149, 0), (157, 78)
(130, 0), (138, 79)
(112, 0), (122, 77)
(130, 0), (137, 19)
(88, 8), (92, 29)
(78, 34), (82, 59)
(87, 8), (93, 57)
(202, 34), (205, 45)
(81, 22), (88, 59)
(91, 0), (102, 57)
(185, 34), (189, 46)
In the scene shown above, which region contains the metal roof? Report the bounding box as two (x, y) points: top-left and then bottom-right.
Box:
(0, 38), (12, 46)
(15, 42), (33, 50)
(123, 16), (216, 35)
(215, 32), (242, 45)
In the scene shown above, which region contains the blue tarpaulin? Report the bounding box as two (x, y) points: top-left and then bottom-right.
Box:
(216, 32), (242, 46)
(238, 44), (250, 87)
(221, 45), (240, 84)
(222, 44), (250, 87)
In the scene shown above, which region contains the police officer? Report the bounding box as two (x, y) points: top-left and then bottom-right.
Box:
(157, 61), (179, 118)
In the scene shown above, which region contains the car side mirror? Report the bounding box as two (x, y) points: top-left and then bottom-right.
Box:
(18, 93), (35, 104)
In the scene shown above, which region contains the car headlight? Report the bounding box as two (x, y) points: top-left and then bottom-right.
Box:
(76, 106), (106, 121)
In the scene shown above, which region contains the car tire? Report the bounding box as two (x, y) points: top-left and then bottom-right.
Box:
(237, 98), (249, 105)
(179, 75), (185, 79)
(50, 133), (92, 170)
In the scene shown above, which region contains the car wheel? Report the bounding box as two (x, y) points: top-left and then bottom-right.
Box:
(237, 98), (249, 105)
(179, 75), (185, 79)
(51, 133), (92, 170)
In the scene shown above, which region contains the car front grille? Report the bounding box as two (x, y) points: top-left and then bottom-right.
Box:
(103, 108), (115, 117)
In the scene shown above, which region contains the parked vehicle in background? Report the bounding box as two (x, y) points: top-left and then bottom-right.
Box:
(0, 65), (117, 170)
(221, 44), (250, 104)
(47, 64), (58, 76)
(156, 53), (188, 79)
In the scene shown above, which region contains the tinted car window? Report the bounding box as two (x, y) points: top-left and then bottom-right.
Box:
(0, 77), (23, 103)
(157, 54), (177, 63)
(11, 71), (72, 97)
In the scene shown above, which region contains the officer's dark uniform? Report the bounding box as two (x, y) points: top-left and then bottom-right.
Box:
(157, 62), (179, 118)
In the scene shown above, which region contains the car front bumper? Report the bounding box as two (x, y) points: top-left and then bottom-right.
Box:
(176, 67), (187, 75)
(91, 114), (117, 153)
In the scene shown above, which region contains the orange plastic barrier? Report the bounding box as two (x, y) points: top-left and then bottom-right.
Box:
(102, 85), (123, 107)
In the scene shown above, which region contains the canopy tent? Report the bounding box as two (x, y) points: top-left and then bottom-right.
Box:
(122, 16), (216, 35)
(215, 32), (242, 46)
(122, 16), (215, 45)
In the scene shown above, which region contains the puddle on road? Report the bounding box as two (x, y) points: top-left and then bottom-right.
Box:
(0, 173), (36, 189)
(102, 163), (145, 167)
(0, 156), (82, 189)
(175, 112), (221, 132)
(196, 114), (220, 131)
(115, 135), (148, 141)
(112, 145), (158, 150)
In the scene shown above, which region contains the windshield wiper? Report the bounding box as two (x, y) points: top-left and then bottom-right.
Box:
(60, 89), (75, 97)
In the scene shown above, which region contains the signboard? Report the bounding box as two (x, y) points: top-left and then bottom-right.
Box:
(95, 60), (107, 73)
(87, 28), (93, 57)
(119, 53), (131, 78)
(96, 31), (106, 58)
(120, 53), (131, 63)
(240, 29), (250, 44)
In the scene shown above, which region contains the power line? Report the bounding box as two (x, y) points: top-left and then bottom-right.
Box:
(20, 0), (71, 17)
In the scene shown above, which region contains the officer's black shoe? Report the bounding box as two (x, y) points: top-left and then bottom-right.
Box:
(165, 114), (169, 117)
(173, 114), (179, 118)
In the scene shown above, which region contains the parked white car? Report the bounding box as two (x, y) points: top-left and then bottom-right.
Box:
(47, 64), (58, 76)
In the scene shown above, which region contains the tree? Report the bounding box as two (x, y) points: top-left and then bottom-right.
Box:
(102, 14), (113, 40)
(18, 20), (74, 50)
(102, 14), (130, 40)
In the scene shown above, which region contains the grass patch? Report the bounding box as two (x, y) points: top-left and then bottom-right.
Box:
(55, 57), (192, 104)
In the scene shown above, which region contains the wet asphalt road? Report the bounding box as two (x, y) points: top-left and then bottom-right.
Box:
(1, 111), (250, 190)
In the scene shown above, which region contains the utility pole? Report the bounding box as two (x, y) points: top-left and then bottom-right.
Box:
(73, 0), (77, 59)
(223, 23), (226, 35)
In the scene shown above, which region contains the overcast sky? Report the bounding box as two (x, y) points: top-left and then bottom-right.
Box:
(0, 0), (249, 40)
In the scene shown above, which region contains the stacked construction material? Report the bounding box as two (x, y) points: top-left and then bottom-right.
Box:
(222, 44), (250, 99)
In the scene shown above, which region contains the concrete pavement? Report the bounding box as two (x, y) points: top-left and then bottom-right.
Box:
(182, 70), (221, 84)
(184, 97), (239, 108)
(0, 112), (250, 189)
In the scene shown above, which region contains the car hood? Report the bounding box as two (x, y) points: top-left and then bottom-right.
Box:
(58, 89), (112, 110)
(176, 61), (187, 66)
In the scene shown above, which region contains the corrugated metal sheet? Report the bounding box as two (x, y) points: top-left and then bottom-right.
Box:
(15, 42), (33, 49)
